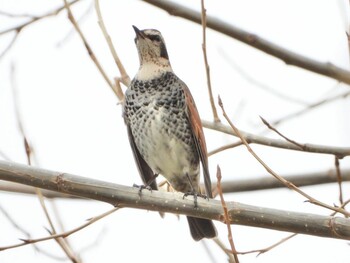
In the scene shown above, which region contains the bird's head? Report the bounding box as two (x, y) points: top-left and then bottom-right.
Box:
(133, 25), (170, 67)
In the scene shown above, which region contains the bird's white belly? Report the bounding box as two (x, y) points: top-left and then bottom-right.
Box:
(144, 112), (193, 178)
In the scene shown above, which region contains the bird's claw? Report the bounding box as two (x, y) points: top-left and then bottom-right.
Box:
(133, 183), (153, 195)
(183, 192), (208, 208)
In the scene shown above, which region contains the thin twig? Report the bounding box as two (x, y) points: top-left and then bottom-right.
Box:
(216, 165), (239, 263)
(208, 141), (243, 157)
(114, 77), (125, 103)
(260, 116), (305, 150)
(201, 240), (219, 263)
(0, 204), (66, 260)
(334, 157), (344, 207)
(200, 0), (220, 122)
(0, 10), (39, 18)
(94, 0), (130, 88)
(56, 1), (94, 48)
(212, 238), (236, 263)
(271, 90), (350, 126)
(236, 233), (298, 256)
(63, 0), (115, 92)
(36, 189), (82, 263)
(0, 32), (19, 60)
(202, 120), (350, 158)
(331, 198), (350, 216)
(10, 63), (34, 165)
(0, 0), (81, 36)
(0, 207), (118, 252)
(217, 96), (350, 217)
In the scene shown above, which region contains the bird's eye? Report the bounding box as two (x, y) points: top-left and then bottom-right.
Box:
(148, 35), (161, 42)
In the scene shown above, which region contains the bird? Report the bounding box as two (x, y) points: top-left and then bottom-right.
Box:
(123, 25), (217, 241)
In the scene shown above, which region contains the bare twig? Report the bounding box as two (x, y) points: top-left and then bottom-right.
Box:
(208, 141), (243, 156)
(212, 238), (236, 263)
(331, 199), (350, 216)
(202, 120), (350, 158)
(36, 189), (82, 263)
(142, 0), (350, 85)
(0, 204), (66, 259)
(217, 96), (350, 217)
(63, 0), (115, 92)
(236, 233), (298, 256)
(114, 77), (125, 102)
(1, 1), (80, 59)
(201, 240), (219, 263)
(270, 90), (350, 126)
(260, 116), (305, 150)
(200, 0), (220, 122)
(56, 1), (94, 48)
(0, 32), (19, 60)
(0, 0), (81, 36)
(334, 157), (344, 207)
(216, 166), (239, 263)
(0, 10), (39, 18)
(0, 207), (118, 252)
(94, 0), (130, 88)
(10, 63), (35, 165)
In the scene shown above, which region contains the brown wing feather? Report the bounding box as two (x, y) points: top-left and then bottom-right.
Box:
(126, 124), (158, 190)
(181, 82), (213, 198)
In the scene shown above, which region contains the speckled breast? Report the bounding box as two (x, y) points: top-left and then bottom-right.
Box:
(124, 72), (200, 190)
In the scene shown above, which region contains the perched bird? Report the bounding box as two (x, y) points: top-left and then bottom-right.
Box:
(123, 25), (217, 241)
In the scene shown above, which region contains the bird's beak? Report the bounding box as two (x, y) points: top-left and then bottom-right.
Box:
(132, 25), (145, 39)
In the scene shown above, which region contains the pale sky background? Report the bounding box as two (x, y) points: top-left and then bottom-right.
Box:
(0, 0), (350, 262)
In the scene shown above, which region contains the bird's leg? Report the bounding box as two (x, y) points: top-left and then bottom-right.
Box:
(133, 173), (159, 194)
(183, 173), (207, 207)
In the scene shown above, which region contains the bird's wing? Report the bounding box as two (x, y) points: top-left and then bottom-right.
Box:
(125, 123), (158, 190)
(181, 82), (213, 198)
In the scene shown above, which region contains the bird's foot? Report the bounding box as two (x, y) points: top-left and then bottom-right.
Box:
(183, 191), (208, 208)
(133, 183), (153, 195)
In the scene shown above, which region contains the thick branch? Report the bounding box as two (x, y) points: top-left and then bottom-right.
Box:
(202, 120), (350, 158)
(2, 168), (350, 197)
(143, 0), (350, 85)
(0, 160), (349, 240)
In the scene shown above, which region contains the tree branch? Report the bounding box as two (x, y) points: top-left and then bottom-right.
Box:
(0, 160), (349, 240)
(142, 0), (350, 85)
(217, 168), (350, 193)
(2, 167), (350, 197)
(200, 0), (220, 122)
(0, 0), (81, 36)
(202, 120), (350, 158)
(63, 0), (115, 94)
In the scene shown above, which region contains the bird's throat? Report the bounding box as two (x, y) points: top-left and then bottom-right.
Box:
(136, 62), (172, 81)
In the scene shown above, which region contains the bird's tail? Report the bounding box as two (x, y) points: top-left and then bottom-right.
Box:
(187, 216), (217, 241)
